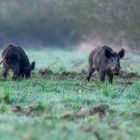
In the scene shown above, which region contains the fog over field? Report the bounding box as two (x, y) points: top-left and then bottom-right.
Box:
(0, 1), (140, 140)
(0, 0), (139, 50)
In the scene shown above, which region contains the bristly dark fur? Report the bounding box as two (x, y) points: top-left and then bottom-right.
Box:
(87, 45), (125, 83)
(1, 44), (35, 80)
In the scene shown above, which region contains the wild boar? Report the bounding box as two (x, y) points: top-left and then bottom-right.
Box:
(87, 46), (125, 83)
(0, 44), (35, 80)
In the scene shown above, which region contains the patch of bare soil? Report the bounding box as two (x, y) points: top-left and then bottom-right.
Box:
(39, 68), (53, 75)
(116, 81), (133, 85)
(61, 104), (109, 120)
(12, 103), (45, 117)
(38, 62), (57, 76)
(122, 71), (140, 79)
(37, 68), (140, 81)
(89, 104), (109, 117)
(59, 71), (80, 79)
(58, 70), (87, 79)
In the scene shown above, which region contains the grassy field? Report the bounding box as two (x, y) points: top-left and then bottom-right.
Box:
(0, 48), (140, 140)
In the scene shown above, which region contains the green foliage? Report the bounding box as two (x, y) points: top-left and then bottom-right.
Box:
(132, 81), (140, 94)
(57, 66), (67, 73)
(0, 102), (8, 112)
(34, 101), (46, 111)
(0, 49), (139, 140)
(100, 83), (110, 96)
(2, 87), (10, 103)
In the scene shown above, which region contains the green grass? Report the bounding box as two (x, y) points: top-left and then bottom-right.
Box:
(0, 49), (140, 140)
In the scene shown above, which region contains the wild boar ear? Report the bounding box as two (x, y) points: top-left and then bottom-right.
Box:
(105, 49), (113, 58)
(30, 61), (35, 70)
(118, 48), (125, 59)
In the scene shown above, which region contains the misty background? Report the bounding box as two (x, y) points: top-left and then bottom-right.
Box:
(0, 0), (139, 50)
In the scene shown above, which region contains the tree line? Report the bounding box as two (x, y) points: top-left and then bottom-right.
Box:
(0, 0), (139, 48)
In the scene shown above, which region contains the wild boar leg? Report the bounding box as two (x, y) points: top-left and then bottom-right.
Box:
(3, 69), (9, 80)
(12, 64), (20, 80)
(108, 74), (113, 84)
(2, 65), (9, 80)
(99, 69), (106, 82)
(87, 66), (95, 81)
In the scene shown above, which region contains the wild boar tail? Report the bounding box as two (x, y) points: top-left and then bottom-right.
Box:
(0, 56), (5, 64)
(30, 61), (35, 70)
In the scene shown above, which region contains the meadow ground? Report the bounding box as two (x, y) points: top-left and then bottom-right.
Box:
(0, 48), (140, 140)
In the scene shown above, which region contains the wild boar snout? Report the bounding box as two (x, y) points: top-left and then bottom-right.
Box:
(110, 60), (121, 75)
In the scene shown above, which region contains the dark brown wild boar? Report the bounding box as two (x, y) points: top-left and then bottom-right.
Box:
(0, 44), (35, 80)
(87, 46), (125, 83)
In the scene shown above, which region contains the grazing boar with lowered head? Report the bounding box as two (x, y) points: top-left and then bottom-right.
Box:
(87, 46), (125, 83)
(0, 44), (35, 80)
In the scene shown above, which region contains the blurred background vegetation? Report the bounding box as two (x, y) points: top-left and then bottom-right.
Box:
(0, 0), (139, 49)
